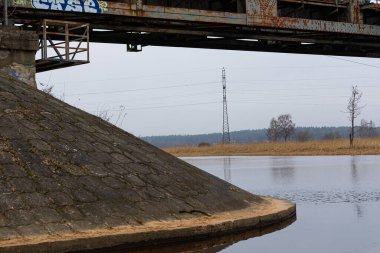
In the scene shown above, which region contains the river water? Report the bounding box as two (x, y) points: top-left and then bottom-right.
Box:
(182, 156), (380, 253)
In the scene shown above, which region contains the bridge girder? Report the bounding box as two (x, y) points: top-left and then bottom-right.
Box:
(3, 0), (380, 72)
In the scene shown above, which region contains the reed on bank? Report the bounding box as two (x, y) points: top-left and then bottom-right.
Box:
(164, 138), (380, 157)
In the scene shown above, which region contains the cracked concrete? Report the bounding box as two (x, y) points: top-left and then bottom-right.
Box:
(0, 74), (295, 252)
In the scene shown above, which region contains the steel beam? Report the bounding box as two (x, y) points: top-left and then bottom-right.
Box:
(6, 0), (380, 58)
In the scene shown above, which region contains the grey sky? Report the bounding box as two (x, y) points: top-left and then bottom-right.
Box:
(37, 43), (380, 137)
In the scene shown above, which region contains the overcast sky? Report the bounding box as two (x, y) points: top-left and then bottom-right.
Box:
(36, 43), (380, 137)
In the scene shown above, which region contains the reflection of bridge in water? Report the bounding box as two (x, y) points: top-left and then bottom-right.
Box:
(4, 0), (380, 72)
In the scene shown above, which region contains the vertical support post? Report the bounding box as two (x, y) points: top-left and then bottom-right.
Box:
(65, 23), (69, 60)
(42, 20), (47, 59)
(246, 0), (277, 25)
(3, 0), (8, 26)
(132, 0), (143, 10)
(86, 25), (90, 62)
(349, 0), (362, 24)
(136, 0), (143, 10)
(246, 0), (277, 17)
(237, 0), (245, 13)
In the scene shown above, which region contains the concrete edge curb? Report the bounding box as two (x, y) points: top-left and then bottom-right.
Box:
(0, 197), (296, 253)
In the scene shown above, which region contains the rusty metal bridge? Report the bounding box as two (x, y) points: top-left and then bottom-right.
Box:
(3, 0), (380, 72)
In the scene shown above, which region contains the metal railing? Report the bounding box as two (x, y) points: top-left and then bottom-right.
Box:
(39, 19), (89, 63)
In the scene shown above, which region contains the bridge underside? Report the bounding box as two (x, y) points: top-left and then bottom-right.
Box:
(4, 0), (380, 72)
(89, 30), (380, 58)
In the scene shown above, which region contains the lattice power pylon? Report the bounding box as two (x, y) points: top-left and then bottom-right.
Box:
(222, 68), (231, 144)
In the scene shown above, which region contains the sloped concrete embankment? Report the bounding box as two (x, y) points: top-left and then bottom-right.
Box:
(0, 75), (295, 253)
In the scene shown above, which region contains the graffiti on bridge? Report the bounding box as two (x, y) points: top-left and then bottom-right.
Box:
(31, 0), (108, 13)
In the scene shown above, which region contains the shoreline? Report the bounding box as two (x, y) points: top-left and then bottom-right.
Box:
(177, 153), (380, 158)
(164, 138), (380, 157)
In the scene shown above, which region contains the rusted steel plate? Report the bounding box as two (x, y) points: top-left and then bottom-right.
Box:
(246, 0), (277, 16)
(279, 0), (347, 7)
(142, 5), (246, 25)
(362, 3), (380, 10)
(248, 16), (380, 36)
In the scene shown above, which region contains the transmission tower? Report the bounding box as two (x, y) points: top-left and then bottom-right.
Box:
(222, 68), (231, 144)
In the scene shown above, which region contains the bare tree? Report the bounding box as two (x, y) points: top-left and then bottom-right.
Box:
(359, 119), (368, 138)
(267, 114), (295, 142)
(278, 114), (296, 142)
(359, 119), (377, 138)
(267, 118), (281, 141)
(367, 120), (378, 138)
(346, 85), (365, 147)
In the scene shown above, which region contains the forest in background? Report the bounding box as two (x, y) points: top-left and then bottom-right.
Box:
(141, 126), (379, 148)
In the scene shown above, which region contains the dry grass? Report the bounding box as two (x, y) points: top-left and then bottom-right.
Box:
(164, 138), (380, 157)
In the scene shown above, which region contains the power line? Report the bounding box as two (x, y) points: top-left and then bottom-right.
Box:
(65, 81), (219, 96)
(39, 68), (219, 85)
(64, 75), (380, 97)
(65, 75), (380, 97)
(77, 90), (222, 106)
(327, 56), (380, 69)
(230, 75), (380, 83)
(81, 96), (380, 112)
(229, 65), (369, 70)
(40, 60), (380, 91)
(38, 64), (372, 86)
(89, 101), (220, 112)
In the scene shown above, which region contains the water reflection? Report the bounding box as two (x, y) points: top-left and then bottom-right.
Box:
(270, 157), (295, 184)
(72, 216), (296, 253)
(355, 204), (364, 219)
(183, 156), (380, 253)
(351, 156), (359, 184)
(223, 157), (231, 183)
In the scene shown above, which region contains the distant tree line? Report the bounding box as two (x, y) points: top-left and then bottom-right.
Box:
(142, 126), (379, 148)
(265, 112), (377, 144)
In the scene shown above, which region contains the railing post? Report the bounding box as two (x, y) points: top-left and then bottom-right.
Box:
(43, 20), (47, 59)
(87, 25), (89, 62)
(65, 23), (69, 60)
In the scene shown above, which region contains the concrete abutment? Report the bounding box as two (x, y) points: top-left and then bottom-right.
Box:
(0, 26), (296, 252)
(0, 26), (38, 87)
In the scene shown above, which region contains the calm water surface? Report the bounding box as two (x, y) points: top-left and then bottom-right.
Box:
(182, 156), (380, 253)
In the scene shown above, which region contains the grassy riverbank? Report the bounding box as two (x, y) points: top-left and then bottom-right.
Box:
(164, 138), (380, 157)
